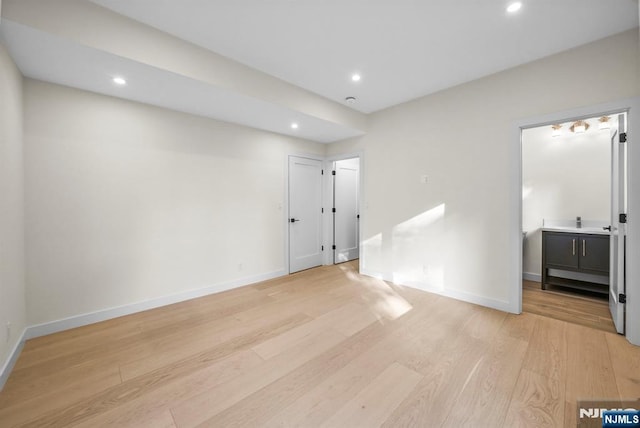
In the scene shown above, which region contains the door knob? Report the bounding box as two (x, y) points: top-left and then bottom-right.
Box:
(290, 218), (300, 223)
(603, 225), (612, 231)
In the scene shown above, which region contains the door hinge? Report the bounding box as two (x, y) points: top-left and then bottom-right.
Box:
(322, 245), (324, 251)
(620, 213), (627, 224)
(332, 170), (336, 175)
(619, 293), (627, 304)
(332, 208), (336, 213)
(332, 245), (336, 250)
(321, 169), (324, 175)
(321, 207), (324, 213)
(357, 214), (360, 219)
(619, 132), (627, 143)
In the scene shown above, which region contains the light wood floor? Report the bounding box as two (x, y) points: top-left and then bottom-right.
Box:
(523, 280), (616, 333)
(1, 262), (639, 427)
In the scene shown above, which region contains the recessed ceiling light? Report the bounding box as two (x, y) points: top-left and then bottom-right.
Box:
(345, 96), (357, 103)
(506, 2), (522, 13)
(112, 76), (127, 85)
(291, 123), (299, 129)
(351, 74), (361, 82)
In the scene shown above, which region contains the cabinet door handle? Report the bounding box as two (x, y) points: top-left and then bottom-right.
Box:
(583, 239), (586, 257)
(572, 239), (576, 255)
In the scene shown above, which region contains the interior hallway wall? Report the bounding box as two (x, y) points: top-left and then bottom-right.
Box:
(24, 80), (325, 326)
(0, 40), (26, 378)
(327, 29), (640, 309)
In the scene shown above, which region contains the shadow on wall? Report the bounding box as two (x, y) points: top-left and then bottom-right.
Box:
(362, 203), (446, 289)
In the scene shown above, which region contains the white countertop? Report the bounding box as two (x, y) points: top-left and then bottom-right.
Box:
(541, 219), (610, 235)
(541, 226), (610, 235)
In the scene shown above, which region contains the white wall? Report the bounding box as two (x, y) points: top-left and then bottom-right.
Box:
(0, 41), (26, 380)
(522, 124), (611, 277)
(24, 80), (325, 326)
(328, 30), (639, 310)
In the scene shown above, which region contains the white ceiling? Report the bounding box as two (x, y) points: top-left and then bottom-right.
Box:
(90, 0), (639, 113)
(1, 0), (638, 143)
(1, 20), (363, 143)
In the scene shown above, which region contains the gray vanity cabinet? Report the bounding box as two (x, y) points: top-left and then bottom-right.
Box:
(541, 231), (609, 294)
(543, 233), (579, 270)
(578, 235), (609, 273)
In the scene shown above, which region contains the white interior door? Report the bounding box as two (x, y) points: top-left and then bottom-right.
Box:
(333, 158), (360, 263)
(289, 156), (323, 273)
(609, 114), (627, 334)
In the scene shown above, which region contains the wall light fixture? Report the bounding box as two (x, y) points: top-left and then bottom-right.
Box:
(569, 120), (589, 133)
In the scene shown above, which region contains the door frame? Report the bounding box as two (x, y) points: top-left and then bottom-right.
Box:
(510, 97), (640, 345)
(284, 153), (325, 274)
(323, 151), (364, 266)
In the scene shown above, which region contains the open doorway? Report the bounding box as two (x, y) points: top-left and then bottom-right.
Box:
(521, 113), (626, 333)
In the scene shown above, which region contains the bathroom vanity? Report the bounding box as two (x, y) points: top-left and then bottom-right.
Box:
(541, 224), (610, 295)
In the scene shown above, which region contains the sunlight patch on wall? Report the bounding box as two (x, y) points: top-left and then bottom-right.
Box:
(391, 203), (446, 289)
(362, 232), (383, 274)
(393, 203), (445, 235)
(360, 204), (446, 290)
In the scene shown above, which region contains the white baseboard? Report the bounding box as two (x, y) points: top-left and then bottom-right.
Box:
(25, 269), (286, 340)
(0, 328), (26, 391)
(359, 268), (514, 314)
(523, 272), (542, 282)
